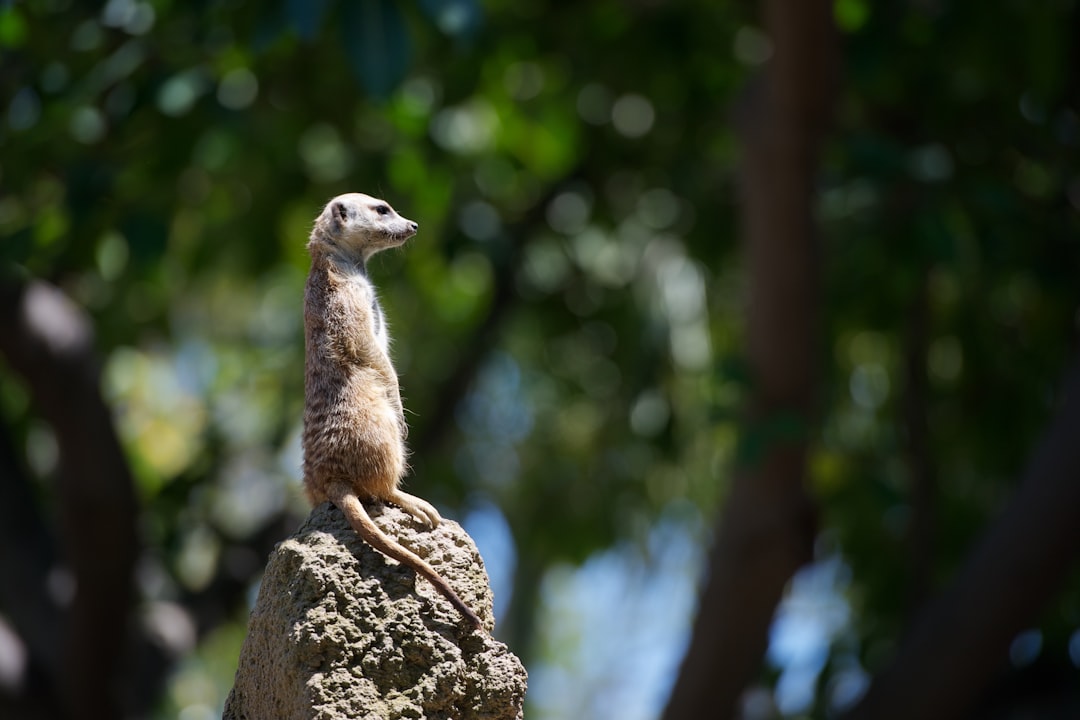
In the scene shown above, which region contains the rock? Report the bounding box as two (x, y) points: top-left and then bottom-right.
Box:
(223, 502), (527, 720)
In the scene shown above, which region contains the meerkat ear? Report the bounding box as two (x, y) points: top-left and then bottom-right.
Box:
(332, 201), (350, 225)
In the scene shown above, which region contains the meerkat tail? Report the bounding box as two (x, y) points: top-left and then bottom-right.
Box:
(327, 482), (484, 631)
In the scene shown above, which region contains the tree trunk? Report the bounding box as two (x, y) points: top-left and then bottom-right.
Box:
(662, 2), (835, 718)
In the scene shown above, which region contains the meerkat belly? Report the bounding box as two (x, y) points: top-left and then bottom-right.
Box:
(304, 366), (404, 500)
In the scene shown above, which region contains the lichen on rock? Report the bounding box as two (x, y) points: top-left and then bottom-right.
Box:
(224, 502), (527, 720)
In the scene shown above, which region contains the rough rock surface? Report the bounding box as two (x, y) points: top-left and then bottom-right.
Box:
(223, 502), (527, 720)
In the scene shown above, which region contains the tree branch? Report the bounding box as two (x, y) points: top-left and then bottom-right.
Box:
(0, 277), (139, 720)
(845, 352), (1080, 720)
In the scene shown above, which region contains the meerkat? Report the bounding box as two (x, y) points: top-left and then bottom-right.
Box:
(302, 192), (483, 631)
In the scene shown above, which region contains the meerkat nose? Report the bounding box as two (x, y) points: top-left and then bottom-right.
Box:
(409, 221), (418, 232)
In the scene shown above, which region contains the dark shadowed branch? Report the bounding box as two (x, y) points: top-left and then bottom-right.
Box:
(0, 414), (63, 718)
(902, 269), (937, 615)
(844, 352), (1080, 720)
(0, 278), (139, 720)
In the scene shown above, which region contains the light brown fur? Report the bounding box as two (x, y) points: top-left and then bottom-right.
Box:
(302, 192), (482, 630)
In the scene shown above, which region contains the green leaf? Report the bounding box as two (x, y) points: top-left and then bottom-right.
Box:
(0, 6), (27, 48)
(834, 0), (869, 33)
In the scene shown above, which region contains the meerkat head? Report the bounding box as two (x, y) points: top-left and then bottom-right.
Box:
(309, 193), (418, 262)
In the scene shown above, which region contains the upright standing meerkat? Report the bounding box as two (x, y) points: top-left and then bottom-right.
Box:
(302, 192), (483, 630)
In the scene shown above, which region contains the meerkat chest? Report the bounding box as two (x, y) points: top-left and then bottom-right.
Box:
(339, 268), (391, 355)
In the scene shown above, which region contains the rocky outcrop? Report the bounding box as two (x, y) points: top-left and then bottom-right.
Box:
(224, 502), (526, 720)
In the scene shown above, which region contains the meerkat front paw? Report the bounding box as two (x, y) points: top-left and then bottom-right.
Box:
(388, 490), (443, 528)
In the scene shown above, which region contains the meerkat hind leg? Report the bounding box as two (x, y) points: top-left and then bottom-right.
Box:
(388, 489), (442, 528)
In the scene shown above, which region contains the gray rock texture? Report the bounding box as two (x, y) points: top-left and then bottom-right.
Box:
(223, 502), (527, 720)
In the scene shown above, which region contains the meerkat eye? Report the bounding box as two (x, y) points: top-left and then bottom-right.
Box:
(375, 205), (391, 216)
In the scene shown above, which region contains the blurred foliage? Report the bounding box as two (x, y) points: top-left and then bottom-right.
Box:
(1, 0), (1079, 717)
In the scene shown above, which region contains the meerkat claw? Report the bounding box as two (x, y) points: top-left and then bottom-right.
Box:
(389, 490), (442, 528)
